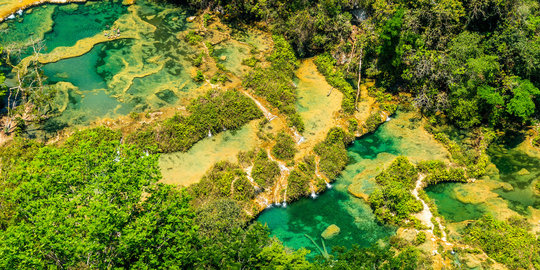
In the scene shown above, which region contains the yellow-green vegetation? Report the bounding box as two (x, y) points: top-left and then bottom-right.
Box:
(414, 231), (426, 246)
(185, 30), (203, 44)
(365, 111), (383, 133)
(368, 157), (423, 225)
(465, 215), (540, 269)
(0, 128), (198, 268)
(314, 128), (352, 179)
(286, 169), (311, 200)
(417, 160), (467, 185)
(314, 53), (356, 114)
(189, 161), (256, 203)
(251, 150), (280, 189)
(271, 131), (297, 161)
(127, 89), (262, 153)
(243, 36), (304, 131)
(430, 128), (495, 178)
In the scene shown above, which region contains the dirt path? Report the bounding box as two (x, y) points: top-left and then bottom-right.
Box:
(412, 174), (450, 244)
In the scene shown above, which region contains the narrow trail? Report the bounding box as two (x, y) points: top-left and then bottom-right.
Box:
(412, 174), (451, 245)
(412, 174), (434, 230)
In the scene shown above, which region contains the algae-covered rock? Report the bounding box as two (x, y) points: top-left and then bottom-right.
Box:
(220, 55), (227, 61)
(321, 224), (340, 239)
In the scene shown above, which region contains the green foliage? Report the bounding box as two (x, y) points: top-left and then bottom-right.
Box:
(185, 30), (202, 44)
(241, 56), (258, 67)
(190, 161), (255, 203)
(314, 128), (351, 179)
(243, 36), (304, 131)
(127, 89), (262, 153)
(194, 70), (205, 82)
(465, 215), (540, 269)
(192, 51), (204, 67)
(415, 231), (426, 246)
(203, 13), (211, 27)
(0, 128), (199, 268)
(286, 169), (311, 200)
(365, 111), (383, 133)
(417, 160), (467, 185)
(271, 131), (297, 161)
(314, 53), (355, 114)
(506, 77), (540, 122)
(369, 157), (422, 225)
(252, 149), (280, 189)
(313, 244), (426, 270)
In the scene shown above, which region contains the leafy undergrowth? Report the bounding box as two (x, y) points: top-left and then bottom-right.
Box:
(126, 89), (262, 153)
(465, 215), (540, 270)
(243, 35), (305, 132)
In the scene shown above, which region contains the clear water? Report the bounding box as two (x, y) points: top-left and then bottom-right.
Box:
(43, 1), (128, 53)
(425, 183), (487, 222)
(487, 142), (540, 215)
(256, 111), (444, 257)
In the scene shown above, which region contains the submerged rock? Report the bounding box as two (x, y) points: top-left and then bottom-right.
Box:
(321, 224), (340, 240)
(220, 55), (227, 61)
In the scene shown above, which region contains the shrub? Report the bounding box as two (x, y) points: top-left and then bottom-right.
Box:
(286, 169), (310, 200)
(369, 157), (422, 225)
(414, 232), (426, 245)
(465, 215), (540, 269)
(271, 132), (297, 161)
(127, 89), (262, 153)
(252, 150), (280, 189)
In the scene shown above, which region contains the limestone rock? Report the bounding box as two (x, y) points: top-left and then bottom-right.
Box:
(321, 224), (340, 240)
(187, 16), (196, 22)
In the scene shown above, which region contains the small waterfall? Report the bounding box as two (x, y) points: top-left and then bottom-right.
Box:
(263, 198), (272, 208)
(385, 116), (391, 122)
(7, 14), (15, 20)
(17, 9), (23, 16)
(208, 130), (212, 137)
(275, 202), (281, 207)
(310, 192), (318, 199)
(282, 201), (287, 208)
(278, 163), (289, 172)
(269, 115), (277, 121)
(326, 182), (332, 189)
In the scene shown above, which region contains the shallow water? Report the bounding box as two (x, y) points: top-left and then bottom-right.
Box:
(425, 183), (487, 222)
(159, 121), (259, 187)
(257, 111), (450, 257)
(2, 0), (258, 133)
(487, 142), (540, 215)
(43, 1), (128, 53)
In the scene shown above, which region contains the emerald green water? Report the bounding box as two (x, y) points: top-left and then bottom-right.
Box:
(487, 141), (540, 215)
(43, 1), (128, 53)
(256, 111), (446, 257)
(257, 128), (397, 257)
(425, 183), (487, 222)
(425, 136), (540, 222)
